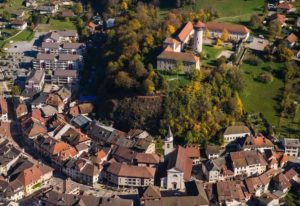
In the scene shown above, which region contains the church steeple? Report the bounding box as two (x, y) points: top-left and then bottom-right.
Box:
(165, 126), (174, 142)
(164, 126), (174, 157)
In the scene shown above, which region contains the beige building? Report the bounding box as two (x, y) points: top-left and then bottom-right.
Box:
(157, 48), (200, 72)
(104, 162), (156, 188)
(230, 150), (268, 177)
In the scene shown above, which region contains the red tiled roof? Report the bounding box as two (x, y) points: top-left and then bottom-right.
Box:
(175, 146), (193, 180)
(194, 21), (206, 29)
(177, 21), (194, 42)
(286, 33), (298, 43)
(0, 96), (8, 115)
(107, 162), (156, 178)
(206, 22), (249, 34)
(158, 48), (199, 63)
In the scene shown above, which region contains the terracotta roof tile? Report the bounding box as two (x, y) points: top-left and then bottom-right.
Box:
(177, 21), (194, 42)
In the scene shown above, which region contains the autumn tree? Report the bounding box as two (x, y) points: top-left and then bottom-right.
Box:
(203, 28), (210, 39)
(269, 20), (281, 40)
(114, 71), (134, 89)
(278, 45), (294, 62)
(221, 29), (229, 42)
(74, 2), (83, 15)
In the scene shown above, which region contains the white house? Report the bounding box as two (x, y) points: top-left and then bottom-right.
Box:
(224, 125), (251, 143)
(230, 150), (268, 177)
(283, 138), (299, 157)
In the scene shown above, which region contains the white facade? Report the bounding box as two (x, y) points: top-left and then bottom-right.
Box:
(194, 28), (203, 53)
(233, 164), (267, 177)
(164, 127), (174, 157)
(224, 132), (250, 143)
(165, 168), (185, 190)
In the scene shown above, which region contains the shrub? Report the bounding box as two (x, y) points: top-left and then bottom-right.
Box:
(244, 55), (263, 66)
(258, 72), (274, 83)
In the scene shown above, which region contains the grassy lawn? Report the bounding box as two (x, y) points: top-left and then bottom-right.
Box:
(240, 61), (284, 128)
(201, 45), (224, 66)
(10, 29), (34, 42)
(158, 71), (190, 91)
(49, 19), (77, 30)
(0, 0), (25, 12)
(160, 0), (264, 19)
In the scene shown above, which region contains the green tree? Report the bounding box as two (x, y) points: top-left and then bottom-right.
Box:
(74, 2), (83, 15)
(250, 14), (262, 28)
(2, 10), (11, 21)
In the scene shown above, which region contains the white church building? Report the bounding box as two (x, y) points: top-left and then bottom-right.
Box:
(161, 127), (193, 191)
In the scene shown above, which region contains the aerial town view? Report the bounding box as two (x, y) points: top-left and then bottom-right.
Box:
(0, 0), (299, 205)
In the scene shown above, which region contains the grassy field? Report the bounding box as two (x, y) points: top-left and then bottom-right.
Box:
(49, 19), (77, 30)
(160, 0), (264, 20)
(240, 61), (284, 127)
(0, 0), (24, 12)
(201, 45), (223, 66)
(10, 29), (34, 42)
(158, 72), (190, 91)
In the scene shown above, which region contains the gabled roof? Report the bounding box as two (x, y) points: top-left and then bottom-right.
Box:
(177, 21), (194, 42)
(158, 49), (199, 63)
(167, 146), (193, 180)
(286, 33), (298, 44)
(206, 22), (249, 34)
(141, 185), (161, 200)
(106, 162), (156, 178)
(242, 135), (274, 149)
(224, 125), (250, 136)
(0, 96), (8, 115)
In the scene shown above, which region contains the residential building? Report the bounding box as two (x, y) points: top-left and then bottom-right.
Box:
(223, 125), (251, 143)
(15, 101), (28, 119)
(245, 172), (271, 197)
(283, 138), (299, 157)
(264, 149), (288, 169)
(0, 180), (24, 202)
(33, 190), (134, 206)
(37, 4), (58, 14)
(104, 162), (156, 187)
(0, 96), (8, 121)
(40, 42), (86, 55)
(112, 146), (160, 168)
(206, 22), (250, 41)
(242, 135), (274, 153)
(257, 193), (280, 206)
(273, 173), (291, 193)
(25, 69), (45, 91)
(141, 181), (209, 206)
(10, 20), (27, 30)
(230, 150), (268, 177)
(43, 30), (78, 43)
(202, 156), (234, 183)
(63, 158), (100, 186)
(0, 139), (22, 176)
(33, 135), (77, 167)
(51, 69), (78, 86)
(216, 180), (251, 206)
(206, 144), (222, 159)
(185, 144), (201, 165)
(32, 53), (82, 70)
(286, 33), (298, 48)
(13, 163), (53, 195)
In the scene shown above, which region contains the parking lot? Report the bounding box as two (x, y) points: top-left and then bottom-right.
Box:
(5, 32), (46, 54)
